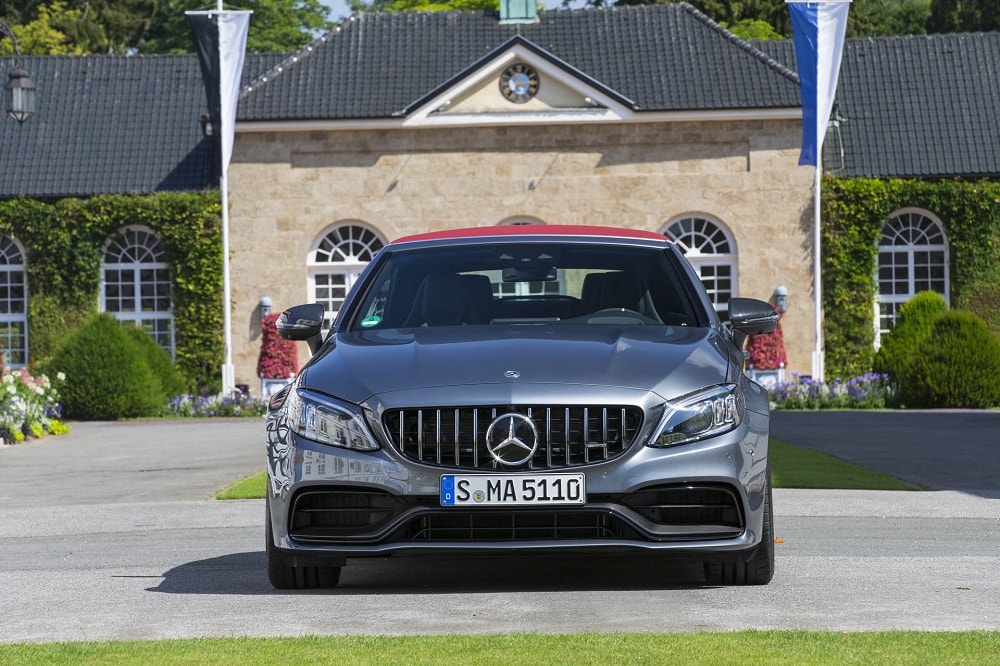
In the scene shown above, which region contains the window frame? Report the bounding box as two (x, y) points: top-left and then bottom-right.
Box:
(875, 208), (950, 346)
(662, 215), (738, 313)
(307, 222), (387, 332)
(99, 225), (175, 359)
(0, 236), (29, 368)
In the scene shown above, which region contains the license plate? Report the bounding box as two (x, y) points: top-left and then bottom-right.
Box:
(440, 473), (585, 506)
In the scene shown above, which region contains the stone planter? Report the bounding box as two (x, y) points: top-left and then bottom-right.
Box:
(260, 377), (292, 398)
(747, 367), (785, 390)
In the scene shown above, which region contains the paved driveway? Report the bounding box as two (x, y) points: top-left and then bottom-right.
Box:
(0, 419), (263, 507)
(770, 410), (1000, 495)
(0, 414), (997, 642)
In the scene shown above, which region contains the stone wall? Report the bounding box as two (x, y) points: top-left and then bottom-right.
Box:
(228, 119), (816, 393)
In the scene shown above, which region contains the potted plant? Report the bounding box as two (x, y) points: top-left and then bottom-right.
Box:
(257, 312), (299, 397)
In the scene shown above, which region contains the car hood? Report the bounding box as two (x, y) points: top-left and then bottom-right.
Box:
(302, 325), (734, 405)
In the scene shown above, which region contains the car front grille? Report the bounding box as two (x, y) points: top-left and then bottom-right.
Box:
(287, 484), (743, 544)
(381, 405), (643, 470)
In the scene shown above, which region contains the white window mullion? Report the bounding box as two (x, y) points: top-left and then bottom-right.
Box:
(101, 227), (175, 359)
(308, 223), (387, 333)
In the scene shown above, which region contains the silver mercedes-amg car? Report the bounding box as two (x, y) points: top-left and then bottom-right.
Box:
(265, 225), (779, 588)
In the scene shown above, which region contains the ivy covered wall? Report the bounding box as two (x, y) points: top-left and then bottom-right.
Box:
(0, 192), (223, 393)
(822, 177), (1000, 379)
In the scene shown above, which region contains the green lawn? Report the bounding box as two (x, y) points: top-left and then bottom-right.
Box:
(216, 437), (917, 500)
(3, 631), (999, 665)
(769, 438), (917, 490)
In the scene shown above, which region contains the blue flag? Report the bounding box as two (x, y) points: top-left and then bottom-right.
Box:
(786, 1), (851, 166)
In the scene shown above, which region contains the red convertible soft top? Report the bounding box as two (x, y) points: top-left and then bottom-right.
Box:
(394, 224), (670, 244)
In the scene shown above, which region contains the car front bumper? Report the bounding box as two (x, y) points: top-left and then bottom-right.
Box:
(266, 406), (770, 564)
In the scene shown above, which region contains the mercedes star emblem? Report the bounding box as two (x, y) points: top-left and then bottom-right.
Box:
(485, 412), (539, 466)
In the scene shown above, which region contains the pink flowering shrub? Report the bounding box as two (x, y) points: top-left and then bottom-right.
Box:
(257, 313), (299, 379)
(745, 307), (787, 370)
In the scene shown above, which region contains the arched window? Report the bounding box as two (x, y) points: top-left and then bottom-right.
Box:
(663, 215), (738, 312)
(877, 209), (949, 340)
(101, 227), (174, 357)
(308, 223), (386, 331)
(0, 236), (28, 367)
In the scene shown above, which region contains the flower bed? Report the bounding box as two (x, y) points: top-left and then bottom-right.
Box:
(167, 392), (268, 418)
(769, 373), (895, 410)
(0, 368), (69, 445)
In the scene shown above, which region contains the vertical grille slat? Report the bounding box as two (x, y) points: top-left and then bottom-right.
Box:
(545, 408), (553, 468)
(384, 404), (643, 470)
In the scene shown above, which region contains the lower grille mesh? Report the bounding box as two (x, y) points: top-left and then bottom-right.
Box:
(287, 484), (744, 544)
(405, 510), (640, 541)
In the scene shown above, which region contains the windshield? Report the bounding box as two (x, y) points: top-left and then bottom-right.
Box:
(348, 242), (707, 331)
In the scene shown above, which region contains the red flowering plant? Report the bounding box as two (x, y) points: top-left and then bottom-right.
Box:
(257, 313), (299, 379)
(745, 306), (787, 370)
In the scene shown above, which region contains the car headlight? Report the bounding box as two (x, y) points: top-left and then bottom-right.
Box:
(650, 384), (744, 448)
(285, 388), (379, 451)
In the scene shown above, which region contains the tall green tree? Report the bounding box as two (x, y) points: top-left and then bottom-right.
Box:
(350, 0), (496, 10)
(567, 0), (932, 38)
(928, 0), (1000, 32)
(2, 0), (331, 54)
(2, 0), (156, 53)
(141, 0), (331, 54)
(0, 2), (85, 54)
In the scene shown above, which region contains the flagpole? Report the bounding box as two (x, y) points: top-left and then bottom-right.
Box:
(188, 6), (251, 395)
(787, 0), (850, 382)
(812, 166), (823, 380)
(221, 167), (235, 394)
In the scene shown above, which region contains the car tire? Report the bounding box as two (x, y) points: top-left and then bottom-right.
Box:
(266, 496), (342, 589)
(703, 468), (774, 586)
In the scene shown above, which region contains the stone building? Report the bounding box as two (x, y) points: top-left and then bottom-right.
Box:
(231, 5), (817, 385)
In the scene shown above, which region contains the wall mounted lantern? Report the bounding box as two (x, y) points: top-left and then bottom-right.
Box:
(774, 285), (788, 313)
(0, 21), (35, 124)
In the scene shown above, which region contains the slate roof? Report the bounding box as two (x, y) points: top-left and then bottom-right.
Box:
(237, 5), (802, 119)
(0, 52), (283, 199)
(1, 5), (999, 200)
(758, 33), (1000, 179)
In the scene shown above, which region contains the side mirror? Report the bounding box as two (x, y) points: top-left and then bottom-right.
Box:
(276, 303), (326, 354)
(727, 297), (779, 349)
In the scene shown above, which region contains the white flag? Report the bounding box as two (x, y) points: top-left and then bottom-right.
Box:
(187, 10), (252, 174)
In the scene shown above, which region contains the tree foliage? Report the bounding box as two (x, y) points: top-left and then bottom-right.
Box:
(928, 0), (1000, 33)
(140, 0), (331, 54)
(1, 0), (331, 54)
(1, 0), (156, 54)
(565, 0), (934, 38)
(0, 2), (84, 54)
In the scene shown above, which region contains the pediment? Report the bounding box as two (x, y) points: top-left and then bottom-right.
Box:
(403, 39), (635, 127)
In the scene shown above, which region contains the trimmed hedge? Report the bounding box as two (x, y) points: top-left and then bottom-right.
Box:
(42, 314), (166, 420)
(898, 311), (1000, 408)
(872, 291), (949, 383)
(124, 326), (187, 400)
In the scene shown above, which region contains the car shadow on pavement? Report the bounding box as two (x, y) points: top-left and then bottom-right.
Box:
(150, 551), (708, 595)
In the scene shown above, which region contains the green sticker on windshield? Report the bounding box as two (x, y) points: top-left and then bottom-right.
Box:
(360, 316), (381, 328)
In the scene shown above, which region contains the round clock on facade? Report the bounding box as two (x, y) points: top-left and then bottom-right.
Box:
(499, 64), (539, 104)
